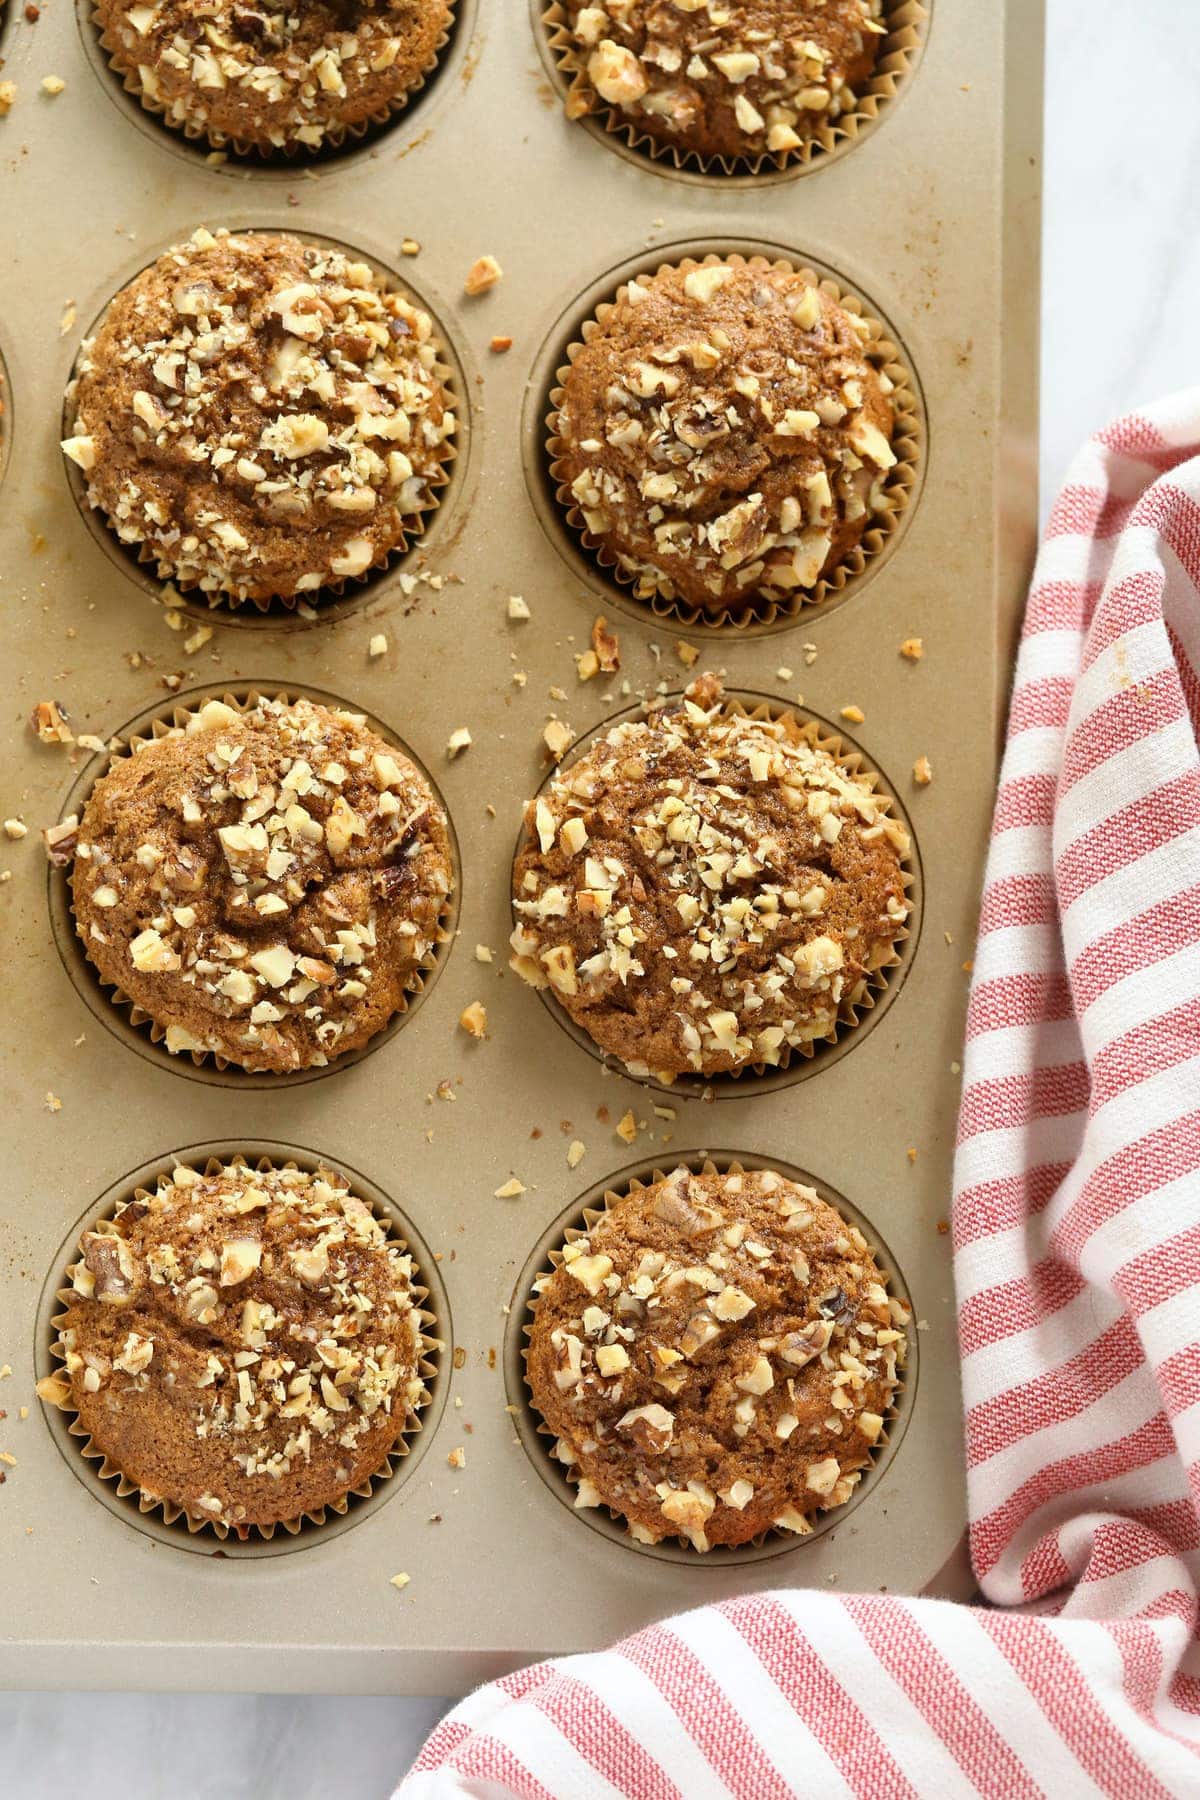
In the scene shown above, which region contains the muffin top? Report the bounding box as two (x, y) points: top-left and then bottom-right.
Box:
(39, 1161), (429, 1533)
(526, 1165), (907, 1550)
(510, 675), (910, 1083)
(62, 227), (455, 605)
(94, 0), (452, 154)
(71, 694), (453, 1073)
(553, 258), (897, 615)
(563, 1), (885, 164)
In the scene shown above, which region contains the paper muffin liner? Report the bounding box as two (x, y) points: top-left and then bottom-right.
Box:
(90, 0), (460, 164)
(37, 1151), (443, 1542)
(62, 246), (460, 619)
(546, 251), (921, 632)
(541, 1), (929, 180)
(55, 686), (458, 1079)
(519, 1155), (912, 1556)
(511, 689), (918, 1098)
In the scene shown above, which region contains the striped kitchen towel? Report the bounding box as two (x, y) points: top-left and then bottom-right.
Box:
(400, 393), (1200, 1798)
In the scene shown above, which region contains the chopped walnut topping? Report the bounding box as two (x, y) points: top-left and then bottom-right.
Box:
(42, 1161), (429, 1530)
(93, 1), (453, 155)
(63, 229), (455, 605)
(70, 695), (452, 1074)
(528, 1165), (905, 1550)
(511, 675), (909, 1083)
(554, 257), (897, 615)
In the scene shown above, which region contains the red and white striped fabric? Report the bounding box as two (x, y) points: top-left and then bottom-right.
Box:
(401, 395), (1200, 1798)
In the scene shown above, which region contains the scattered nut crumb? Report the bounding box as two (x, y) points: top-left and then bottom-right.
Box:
(567, 1140), (586, 1169)
(45, 1092), (62, 1113)
(776, 666), (794, 681)
(41, 75), (65, 96)
(42, 816), (78, 865)
(3, 819), (27, 840)
(913, 755), (933, 786)
(840, 705), (865, 725)
(464, 255), (502, 296)
(802, 643), (818, 666)
(543, 718), (574, 761)
(389, 1572), (412, 1591)
(58, 300), (76, 338)
(459, 1001), (488, 1039)
(400, 239), (421, 257)
(494, 1177), (526, 1199)
(474, 944), (494, 963)
(906, 1147), (918, 1164)
(30, 700), (73, 745)
(0, 83), (17, 117)
(900, 637), (924, 661)
(675, 640), (700, 668)
(489, 335), (513, 353)
(615, 1109), (638, 1145)
(447, 1446), (466, 1468)
(591, 615), (620, 673)
(447, 726), (472, 758)
(507, 595), (530, 621)
(368, 632), (388, 659)
(936, 1219), (950, 1235)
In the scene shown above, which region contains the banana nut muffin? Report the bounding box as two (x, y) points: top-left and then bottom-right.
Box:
(562, 1), (886, 164)
(510, 675), (910, 1083)
(61, 227), (456, 605)
(37, 1160), (431, 1533)
(94, 0), (453, 154)
(553, 257), (898, 616)
(527, 1164), (907, 1549)
(70, 694), (452, 1072)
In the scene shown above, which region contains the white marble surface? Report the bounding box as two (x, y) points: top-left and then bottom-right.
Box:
(3, 1), (1196, 1794)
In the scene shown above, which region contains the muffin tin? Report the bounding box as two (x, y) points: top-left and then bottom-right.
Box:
(0, 0), (1042, 1693)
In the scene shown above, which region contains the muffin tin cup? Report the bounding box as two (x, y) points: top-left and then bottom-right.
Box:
(37, 1146), (449, 1552)
(507, 1152), (916, 1565)
(49, 683), (461, 1089)
(544, 248), (923, 634)
(60, 230), (466, 622)
(538, 0), (931, 184)
(510, 686), (921, 1100)
(86, 0), (464, 167)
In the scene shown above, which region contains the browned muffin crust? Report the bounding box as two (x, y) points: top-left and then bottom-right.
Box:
(62, 227), (455, 605)
(527, 1165), (907, 1550)
(562, 1), (885, 164)
(553, 258), (897, 615)
(70, 695), (453, 1073)
(95, 0), (452, 154)
(38, 1161), (430, 1533)
(510, 675), (909, 1084)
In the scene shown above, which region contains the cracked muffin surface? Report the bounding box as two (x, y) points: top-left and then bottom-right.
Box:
(553, 257), (897, 616)
(71, 694), (453, 1072)
(95, 0), (453, 153)
(527, 1164), (907, 1550)
(38, 1160), (429, 1533)
(62, 227), (455, 605)
(561, 0), (886, 164)
(510, 674), (910, 1083)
